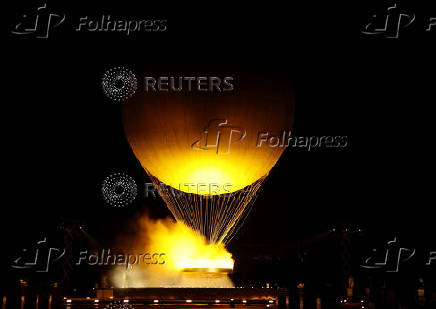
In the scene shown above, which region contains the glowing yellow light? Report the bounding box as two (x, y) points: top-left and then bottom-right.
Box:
(140, 217), (234, 271)
(152, 156), (272, 195)
(178, 257), (234, 271)
(123, 82), (294, 196)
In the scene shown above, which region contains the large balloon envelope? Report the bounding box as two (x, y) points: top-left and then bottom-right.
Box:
(123, 66), (294, 243)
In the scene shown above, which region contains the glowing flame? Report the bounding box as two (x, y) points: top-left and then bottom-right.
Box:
(111, 216), (234, 288)
(146, 218), (234, 271)
(178, 258), (234, 271)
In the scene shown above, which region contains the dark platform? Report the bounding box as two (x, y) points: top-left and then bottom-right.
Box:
(112, 287), (282, 302)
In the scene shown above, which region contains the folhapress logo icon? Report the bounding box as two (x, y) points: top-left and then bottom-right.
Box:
(11, 3), (65, 38)
(191, 119), (246, 155)
(361, 237), (436, 272)
(11, 238), (65, 272)
(361, 238), (415, 272)
(362, 3), (415, 38)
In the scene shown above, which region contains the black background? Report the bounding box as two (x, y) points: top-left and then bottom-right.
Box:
(2, 0), (435, 303)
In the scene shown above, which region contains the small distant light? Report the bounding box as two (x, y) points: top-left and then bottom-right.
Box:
(344, 299), (347, 303)
(269, 300), (274, 303)
(154, 300), (159, 303)
(86, 297), (90, 300)
(215, 300), (220, 303)
(109, 296), (113, 299)
(123, 299), (129, 303)
(243, 300), (247, 303)
(266, 305), (270, 308)
(230, 299), (234, 301)
(66, 299), (71, 303)
(63, 297), (66, 300)
(361, 300), (364, 303)
(186, 300), (192, 303)
(94, 299), (99, 303)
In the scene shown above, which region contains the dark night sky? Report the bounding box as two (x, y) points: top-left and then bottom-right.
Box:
(2, 0), (435, 293)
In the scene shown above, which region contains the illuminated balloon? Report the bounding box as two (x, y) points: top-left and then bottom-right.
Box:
(123, 67), (294, 243)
